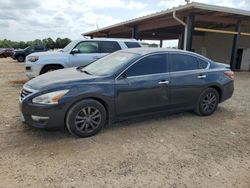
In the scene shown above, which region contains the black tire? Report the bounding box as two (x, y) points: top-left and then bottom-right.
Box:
(16, 55), (25, 62)
(66, 99), (106, 137)
(195, 88), (219, 116)
(40, 65), (63, 74)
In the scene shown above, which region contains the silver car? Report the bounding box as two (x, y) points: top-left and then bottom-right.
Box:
(25, 38), (142, 78)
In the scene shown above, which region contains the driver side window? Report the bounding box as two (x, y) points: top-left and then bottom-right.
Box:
(126, 54), (167, 77)
(74, 42), (99, 53)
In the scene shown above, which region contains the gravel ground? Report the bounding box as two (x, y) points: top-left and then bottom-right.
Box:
(0, 58), (249, 188)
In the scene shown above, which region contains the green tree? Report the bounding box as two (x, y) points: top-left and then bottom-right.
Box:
(0, 37), (71, 49)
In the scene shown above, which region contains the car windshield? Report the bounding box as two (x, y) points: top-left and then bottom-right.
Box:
(24, 46), (30, 50)
(82, 51), (139, 76)
(61, 41), (77, 52)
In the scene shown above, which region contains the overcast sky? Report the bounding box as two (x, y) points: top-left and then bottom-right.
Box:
(0, 0), (249, 41)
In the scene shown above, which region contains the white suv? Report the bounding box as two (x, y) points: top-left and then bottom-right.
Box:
(25, 38), (141, 78)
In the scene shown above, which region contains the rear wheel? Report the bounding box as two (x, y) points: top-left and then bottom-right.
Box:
(66, 99), (106, 137)
(17, 55), (25, 62)
(195, 88), (219, 116)
(40, 65), (63, 74)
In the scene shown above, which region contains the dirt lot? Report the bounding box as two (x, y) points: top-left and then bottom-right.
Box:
(0, 58), (249, 188)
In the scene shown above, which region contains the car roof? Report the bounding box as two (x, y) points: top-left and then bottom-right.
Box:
(120, 48), (212, 61)
(74, 38), (139, 43)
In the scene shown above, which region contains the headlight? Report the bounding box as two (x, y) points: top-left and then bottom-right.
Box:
(32, 90), (69, 104)
(28, 56), (39, 62)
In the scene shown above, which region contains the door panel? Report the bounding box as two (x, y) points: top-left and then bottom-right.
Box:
(69, 53), (103, 67)
(115, 74), (170, 116)
(115, 53), (170, 117)
(169, 53), (207, 108)
(170, 70), (207, 108)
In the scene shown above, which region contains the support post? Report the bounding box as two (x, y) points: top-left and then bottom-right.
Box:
(230, 20), (241, 70)
(132, 25), (138, 39)
(179, 28), (185, 50)
(160, 40), (163, 48)
(186, 14), (195, 51)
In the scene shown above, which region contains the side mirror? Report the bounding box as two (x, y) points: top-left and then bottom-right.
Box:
(71, 48), (80, 54)
(118, 72), (127, 80)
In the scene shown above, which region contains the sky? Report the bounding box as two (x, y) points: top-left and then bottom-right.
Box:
(0, 0), (249, 43)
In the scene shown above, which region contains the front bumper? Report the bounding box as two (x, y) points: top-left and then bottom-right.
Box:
(20, 99), (68, 130)
(25, 62), (43, 79)
(12, 54), (16, 59)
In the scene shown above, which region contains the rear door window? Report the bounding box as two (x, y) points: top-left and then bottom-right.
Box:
(125, 42), (141, 48)
(99, 41), (121, 53)
(126, 54), (167, 77)
(169, 53), (200, 72)
(198, 58), (209, 69)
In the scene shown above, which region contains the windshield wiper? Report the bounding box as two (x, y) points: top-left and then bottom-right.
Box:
(76, 66), (92, 75)
(83, 70), (92, 75)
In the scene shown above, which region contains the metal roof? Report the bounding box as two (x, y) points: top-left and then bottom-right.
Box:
(83, 2), (250, 36)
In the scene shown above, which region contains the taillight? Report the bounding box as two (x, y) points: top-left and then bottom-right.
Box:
(224, 70), (234, 79)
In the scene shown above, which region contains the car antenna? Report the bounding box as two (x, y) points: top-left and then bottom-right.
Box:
(96, 21), (100, 31)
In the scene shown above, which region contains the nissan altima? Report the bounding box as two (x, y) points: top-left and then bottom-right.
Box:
(19, 48), (234, 137)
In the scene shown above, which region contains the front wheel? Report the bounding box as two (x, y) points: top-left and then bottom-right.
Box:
(40, 65), (63, 74)
(195, 88), (219, 116)
(66, 99), (107, 137)
(17, 55), (25, 62)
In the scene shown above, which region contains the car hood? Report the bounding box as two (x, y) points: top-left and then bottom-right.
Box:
(28, 51), (66, 57)
(14, 49), (24, 53)
(25, 67), (106, 91)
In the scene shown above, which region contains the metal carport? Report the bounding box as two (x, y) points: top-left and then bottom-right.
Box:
(83, 2), (250, 71)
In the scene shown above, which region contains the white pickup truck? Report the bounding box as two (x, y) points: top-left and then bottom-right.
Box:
(25, 38), (142, 78)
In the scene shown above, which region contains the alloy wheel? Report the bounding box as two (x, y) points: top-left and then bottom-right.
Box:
(202, 92), (217, 113)
(75, 107), (101, 133)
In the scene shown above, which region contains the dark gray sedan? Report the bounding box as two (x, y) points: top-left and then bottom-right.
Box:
(19, 48), (234, 137)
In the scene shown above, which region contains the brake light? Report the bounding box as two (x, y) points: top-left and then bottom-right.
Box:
(224, 71), (234, 79)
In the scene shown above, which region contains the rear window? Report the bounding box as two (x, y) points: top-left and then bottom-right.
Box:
(125, 42), (141, 48)
(99, 41), (121, 53)
(170, 54), (200, 72)
(198, 58), (209, 69)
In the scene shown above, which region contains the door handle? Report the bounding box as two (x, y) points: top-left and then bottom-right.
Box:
(158, 80), (169, 85)
(197, 75), (206, 79)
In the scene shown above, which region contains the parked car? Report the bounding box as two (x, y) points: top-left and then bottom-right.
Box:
(12, 45), (47, 62)
(19, 48), (234, 137)
(25, 38), (142, 79)
(0, 48), (14, 58)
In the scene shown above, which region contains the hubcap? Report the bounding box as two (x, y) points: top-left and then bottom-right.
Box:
(75, 107), (101, 133)
(202, 93), (217, 112)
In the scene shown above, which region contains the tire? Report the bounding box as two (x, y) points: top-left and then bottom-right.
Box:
(66, 99), (107, 137)
(195, 88), (219, 116)
(40, 65), (63, 74)
(17, 55), (25, 62)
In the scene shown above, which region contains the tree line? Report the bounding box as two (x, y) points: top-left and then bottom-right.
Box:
(0, 38), (71, 49)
